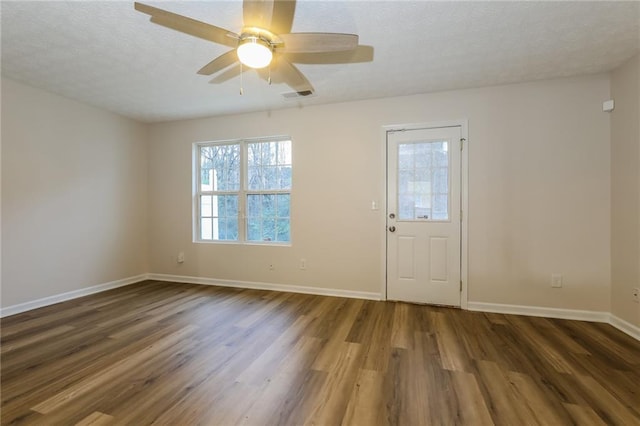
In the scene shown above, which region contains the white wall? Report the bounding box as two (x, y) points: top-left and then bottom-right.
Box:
(610, 54), (640, 327)
(0, 73), (614, 316)
(148, 74), (611, 312)
(1, 78), (149, 308)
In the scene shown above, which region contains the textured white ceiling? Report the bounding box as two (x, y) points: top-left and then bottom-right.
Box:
(2, 1), (639, 123)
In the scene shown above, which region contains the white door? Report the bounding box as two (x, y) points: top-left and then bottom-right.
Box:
(386, 126), (462, 306)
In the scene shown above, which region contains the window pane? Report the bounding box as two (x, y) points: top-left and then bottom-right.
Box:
(415, 167), (430, 183)
(247, 218), (261, 241)
(265, 166), (278, 189)
(226, 217), (238, 240)
(228, 165), (240, 191)
(200, 195), (212, 217)
(201, 168), (212, 190)
(246, 193), (290, 243)
(247, 140), (292, 191)
(433, 195), (448, 220)
(399, 170), (412, 195)
(399, 194), (414, 219)
(414, 143), (432, 168)
(278, 166), (292, 190)
(434, 142), (448, 167)
(219, 218), (235, 240)
(262, 194), (275, 216)
(201, 217), (212, 240)
(200, 144), (240, 192)
(211, 218), (220, 239)
(200, 146), (214, 192)
(217, 218), (227, 240)
(276, 219), (290, 242)
(397, 140), (448, 221)
(278, 144), (292, 164)
(277, 194), (290, 217)
(433, 167), (448, 194)
(247, 194), (261, 217)
(225, 195), (238, 218)
(399, 143), (414, 169)
(248, 166), (262, 190)
(200, 195), (238, 241)
(214, 195), (226, 218)
(223, 195), (237, 217)
(262, 219), (276, 241)
(259, 142), (270, 163)
(248, 143), (259, 166)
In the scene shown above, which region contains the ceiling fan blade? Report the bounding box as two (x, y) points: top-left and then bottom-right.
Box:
(284, 45), (374, 65)
(198, 51), (239, 75)
(263, 59), (314, 93)
(269, 0), (297, 35)
(135, 2), (238, 48)
(277, 33), (358, 53)
(210, 64), (242, 84)
(243, 0), (275, 29)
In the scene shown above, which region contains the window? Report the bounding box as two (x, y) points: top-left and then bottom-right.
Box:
(397, 140), (449, 221)
(195, 138), (292, 244)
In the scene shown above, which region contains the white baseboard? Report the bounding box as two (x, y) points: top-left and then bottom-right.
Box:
(467, 301), (610, 322)
(147, 273), (382, 301)
(3, 274), (636, 341)
(468, 301), (639, 341)
(0, 274), (148, 318)
(609, 314), (640, 341)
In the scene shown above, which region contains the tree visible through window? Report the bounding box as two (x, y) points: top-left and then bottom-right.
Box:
(196, 138), (292, 244)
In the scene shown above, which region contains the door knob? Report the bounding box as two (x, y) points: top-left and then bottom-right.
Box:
(388, 226), (396, 232)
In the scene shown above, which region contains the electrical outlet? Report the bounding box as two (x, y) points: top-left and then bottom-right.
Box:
(177, 252), (185, 263)
(633, 288), (640, 303)
(300, 258), (307, 270)
(269, 264), (274, 271)
(551, 274), (562, 288)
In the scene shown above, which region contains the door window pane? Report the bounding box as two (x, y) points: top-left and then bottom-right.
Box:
(433, 167), (448, 193)
(397, 141), (449, 221)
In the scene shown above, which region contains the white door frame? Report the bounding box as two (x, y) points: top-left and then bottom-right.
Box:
(380, 120), (469, 309)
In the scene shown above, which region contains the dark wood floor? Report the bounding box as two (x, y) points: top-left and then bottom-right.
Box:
(1, 281), (639, 425)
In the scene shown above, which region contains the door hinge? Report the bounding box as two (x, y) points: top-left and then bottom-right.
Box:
(460, 280), (463, 292)
(460, 138), (466, 151)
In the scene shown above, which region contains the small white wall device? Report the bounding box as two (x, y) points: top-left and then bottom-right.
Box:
(603, 99), (615, 112)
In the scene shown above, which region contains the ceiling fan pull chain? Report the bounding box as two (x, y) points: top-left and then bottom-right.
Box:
(239, 62), (244, 95)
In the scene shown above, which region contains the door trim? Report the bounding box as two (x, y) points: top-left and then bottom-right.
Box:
(380, 120), (469, 309)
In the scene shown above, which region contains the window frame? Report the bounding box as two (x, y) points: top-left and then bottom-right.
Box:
(193, 136), (292, 246)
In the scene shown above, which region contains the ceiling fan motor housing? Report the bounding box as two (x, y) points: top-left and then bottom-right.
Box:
(236, 29), (280, 69)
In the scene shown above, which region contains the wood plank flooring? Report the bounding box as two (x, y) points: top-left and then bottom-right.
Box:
(1, 281), (639, 425)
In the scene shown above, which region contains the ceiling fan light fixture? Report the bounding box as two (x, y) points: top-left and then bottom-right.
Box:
(237, 36), (273, 69)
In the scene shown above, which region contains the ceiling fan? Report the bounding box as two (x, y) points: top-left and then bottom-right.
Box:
(134, 0), (370, 95)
